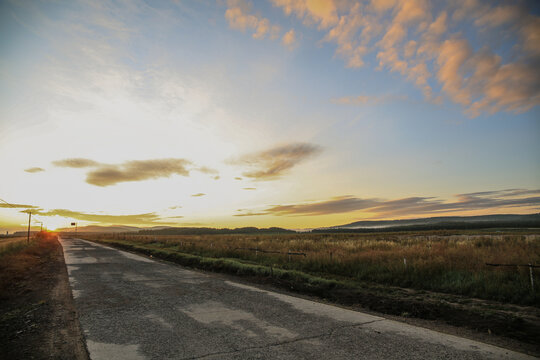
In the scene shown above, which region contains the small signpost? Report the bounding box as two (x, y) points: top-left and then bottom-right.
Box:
(71, 222), (77, 234)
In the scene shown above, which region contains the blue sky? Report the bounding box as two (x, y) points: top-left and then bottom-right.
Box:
(0, 0), (539, 231)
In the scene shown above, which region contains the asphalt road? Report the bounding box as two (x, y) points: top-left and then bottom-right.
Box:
(60, 237), (534, 360)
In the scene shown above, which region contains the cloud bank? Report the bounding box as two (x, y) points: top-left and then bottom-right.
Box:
(230, 0), (540, 116)
(29, 208), (177, 226)
(235, 188), (540, 218)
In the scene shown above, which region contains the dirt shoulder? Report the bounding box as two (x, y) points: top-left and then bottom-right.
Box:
(0, 234), (88, 360)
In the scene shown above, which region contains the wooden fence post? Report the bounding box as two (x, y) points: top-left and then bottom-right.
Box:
(530, 264), (535, 292)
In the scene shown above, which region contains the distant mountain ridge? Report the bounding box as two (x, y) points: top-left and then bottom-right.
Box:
(318, 213), (540, 232)
(58, 225), (294, 235)
(56, 214), (540, 234)
(138, 227), (294, 235)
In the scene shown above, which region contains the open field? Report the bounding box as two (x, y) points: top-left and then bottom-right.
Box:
(81, 231), (540, 307)
(0, 237), (32, 257)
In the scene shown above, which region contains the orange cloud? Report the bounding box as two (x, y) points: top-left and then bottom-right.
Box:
(282, 28), (297, 49)
(225, 0), (280, 40)
(271, 0), (338, 29)
(474, 5), (522, 28)
(269, 0), (539, 116)
(324, 3), (374, 68)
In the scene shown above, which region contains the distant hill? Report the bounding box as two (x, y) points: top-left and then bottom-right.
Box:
(57, 225), (294, 235)
(315, 213), (540, 233)
(139, 227), (294, 235)
(57, 225), (141, 233)
(54, 214), (540, 235)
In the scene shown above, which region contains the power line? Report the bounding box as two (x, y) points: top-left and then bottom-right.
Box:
(0, 197), (45, 229)
(0, 198), (17, 208)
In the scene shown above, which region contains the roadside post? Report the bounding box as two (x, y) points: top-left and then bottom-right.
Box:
(27, 211), (31, 244)
(530, 264), (534, 292)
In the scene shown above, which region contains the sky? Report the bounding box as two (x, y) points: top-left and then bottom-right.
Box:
(0, 0), (539, 232)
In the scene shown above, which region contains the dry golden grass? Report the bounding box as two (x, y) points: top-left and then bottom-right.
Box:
(0, 237), (31, 256)
(83, 231), (540, 305)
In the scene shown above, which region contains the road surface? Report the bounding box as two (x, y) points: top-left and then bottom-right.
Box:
(60, 237), (534, 360)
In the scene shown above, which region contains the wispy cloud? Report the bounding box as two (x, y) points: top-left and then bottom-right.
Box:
(29, 208), (177, 226)
(53, 158), (100, 168)
(235, 189), (540, 218)
(24, 167), (45, 173)
(234, 209), (267, 217)
(231, 143), (321, 180)
(246, 196), (378, 216)
(196, 166), (219, 175)
(191, 193), (206, 197)
(243, 187), (256, 190)
(0, 202), (38, 209)
(86, 159), (192, 186)
(51, 157), (221, 186)
(195, 166), (220, 180)
(331, 94), (407, 106)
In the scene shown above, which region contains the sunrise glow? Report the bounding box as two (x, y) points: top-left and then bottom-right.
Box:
(1, 0), (539, 232)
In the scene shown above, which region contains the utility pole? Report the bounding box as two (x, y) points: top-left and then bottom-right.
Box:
(27, 211), (31, 245)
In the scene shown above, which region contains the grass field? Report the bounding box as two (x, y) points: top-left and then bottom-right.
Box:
(81, 231), (540, 306)
(0, 237), (33, 257)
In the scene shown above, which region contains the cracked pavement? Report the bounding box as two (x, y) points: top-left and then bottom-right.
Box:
(61, 238), (534, 360)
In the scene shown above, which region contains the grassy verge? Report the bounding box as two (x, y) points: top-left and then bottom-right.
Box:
(0, 237), (35, 257)
(84, 236), (540, 345)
